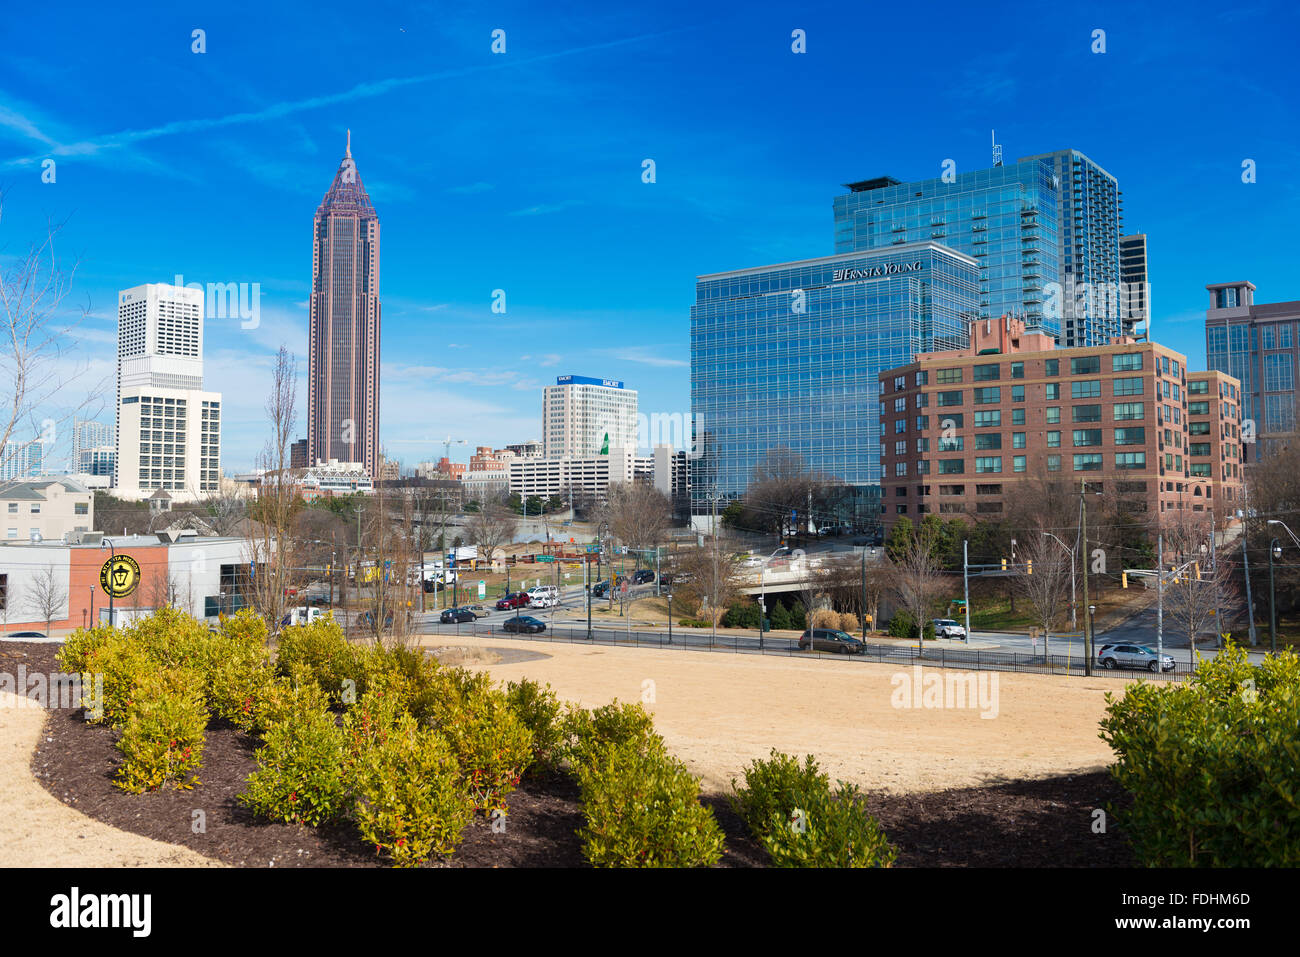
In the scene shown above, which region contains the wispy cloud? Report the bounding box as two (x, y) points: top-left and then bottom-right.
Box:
(509, 200), (585, 217)
(448, 181), (493, 195)
(611, 347), (689, 368)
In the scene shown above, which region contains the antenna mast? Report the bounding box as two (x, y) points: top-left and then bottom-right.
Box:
(991, 129), (1003, 167)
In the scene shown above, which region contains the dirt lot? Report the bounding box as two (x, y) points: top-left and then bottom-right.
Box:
(416, 635), (1124, 795)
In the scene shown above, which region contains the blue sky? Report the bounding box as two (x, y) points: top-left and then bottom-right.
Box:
(3, 0), (1297, 471)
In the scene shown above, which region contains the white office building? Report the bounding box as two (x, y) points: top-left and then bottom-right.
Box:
(542, 375), (638, 458)
(509, 447), (654, 501)
(114, 283), (222, 502)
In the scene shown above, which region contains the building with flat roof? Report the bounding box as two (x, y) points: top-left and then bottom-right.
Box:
(543, 376), (638, 458)
(689, 242), (979, 525)
(833, 148), (1126, 347)
(1205, 281), (1300, 454)
(0, 477), (94, 542)
(1120, 233), (1149, 337)
(509, 447), (653, 502)
(878, 317), (1244, 527)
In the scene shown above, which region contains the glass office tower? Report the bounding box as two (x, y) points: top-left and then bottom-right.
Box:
(689, 242), (979, 524)
(833, 162), (1061, 339)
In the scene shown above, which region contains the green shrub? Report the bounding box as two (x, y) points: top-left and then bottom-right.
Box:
(722, 601), (760, 629)
(114, 668), (207, 793)
(126, 606), (212, 672)
(887, 611), (934, 641)
(275, 617), (363, 705)
(677, 618), (711, 628)
(240, 700), (349, 826)
(56, 624), (116, 676)
(206, 642), (279, 732)
(253, 662), (332, 732)
(768, 603), (793, 631)
(429, 677), (533, 812)
(1100, 643), (1300, 866)
(790, 604), (806, 629)
(345, 691), (473, 867)
(564, 701), (660, 770)
(576, 736), (724, 867)
(732, 750), (897, 867)
(505, 678), (566, 773)
(759, 781), (897, 868)
(86, 636), (155, 727)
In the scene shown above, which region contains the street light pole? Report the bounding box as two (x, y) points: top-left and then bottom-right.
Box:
(101, 538), (116, 627)
(1079, 485), (1091, 676)
(1269, 537), (1279, 654)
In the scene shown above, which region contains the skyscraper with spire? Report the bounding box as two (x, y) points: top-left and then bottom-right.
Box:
(308, 130), (381, 474)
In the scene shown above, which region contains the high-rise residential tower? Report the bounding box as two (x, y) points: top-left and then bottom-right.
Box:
(114, 283), (222, 501)
(1120, 233), (1149, 337)
(833, 147), (1124, 347)
(308, 131), (381, 474)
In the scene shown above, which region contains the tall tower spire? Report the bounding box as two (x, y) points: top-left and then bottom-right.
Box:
(346, 128), (351, 158)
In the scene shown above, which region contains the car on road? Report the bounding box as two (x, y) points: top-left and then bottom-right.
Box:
(440, 607), (476, 624)
(932, 618), (967, 640)
(797, 628), (866, 654)
(590, 580), (611, 597)
(529, 594), (558, 609)
(463, 604), (491, 618)
(5, 631), (47, 639)
(527, 585), (559, 604)
(1097, 643), (1176, 672)
(495, 592), (531, 611)
(632, 569), (655, 585)
(502, 615), (546, 634)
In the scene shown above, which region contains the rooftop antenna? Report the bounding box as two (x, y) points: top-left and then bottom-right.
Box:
(991, 129), (1003, 167)
(346, 128), (352, 158)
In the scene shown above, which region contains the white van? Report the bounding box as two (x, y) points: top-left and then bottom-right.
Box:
(528, 585), (559, 607)
(281, 606), (327, 627)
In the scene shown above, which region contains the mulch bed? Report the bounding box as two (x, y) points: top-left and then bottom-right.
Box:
(5, 640), (1133, 867)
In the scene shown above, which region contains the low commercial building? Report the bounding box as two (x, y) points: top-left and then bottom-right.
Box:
(878, 316), (1244, 527)
(508, 447), (654, 502)
(0, 532), (252, 634)
(0, 478), (95, 542)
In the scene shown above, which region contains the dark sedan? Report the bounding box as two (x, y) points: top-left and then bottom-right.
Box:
(502, 615), (546, 634)
(798, 628), (866, 654)
(440, 607), (475, 624)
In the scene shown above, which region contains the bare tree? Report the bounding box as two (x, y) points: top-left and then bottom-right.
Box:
(1164, 557), (1238, 657)
(0, 193), (105, 479)
(816, 555), (887, 634)
(465, 503), (518, 565)
(1, 575), (21, 635)
(1015, 532), (1074, 657)
(675, 539), (743, 626)
(356, 475), (418, 647)
(246, 346), (300, 630)
(598, 482), (672, 553)
(203, 491), (249, 536)
(737, 447), (845, 540)
(887, 531), (948, 652)
(26, 565), (67, 635)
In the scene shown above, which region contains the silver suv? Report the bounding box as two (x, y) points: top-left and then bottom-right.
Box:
(932, 618), (967, 639)
(1098, 643), (1175, 672)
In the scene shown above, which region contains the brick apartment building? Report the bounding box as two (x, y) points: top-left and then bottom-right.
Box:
(878, 317), (1244, 529)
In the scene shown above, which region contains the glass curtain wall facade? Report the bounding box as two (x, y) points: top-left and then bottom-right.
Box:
(1019, 150), (1124, 348)
(689, 242), (978, 523)
(832, 162), (1060, 338)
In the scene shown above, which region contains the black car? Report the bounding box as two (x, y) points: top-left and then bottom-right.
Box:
(798, 628), (865, 654)
(5, 631), (47, 639)
(440, 607), (475, 624)
(503, 615), (546, 634)
(632, 569), (655, 585)
(591, 580), (611, 598)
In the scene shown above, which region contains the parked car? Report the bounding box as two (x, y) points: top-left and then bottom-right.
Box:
(5, 631), (46, 639)
(530, 594), (558, 609)
(495, 592), (531, 611)
(797, 628), (866, 654)
(440, 607), (475, 624)
(527, 585), (559, 603)
(463, 604), (491, 619)
(932, 618), (967, 640)
(632, 569), (655, 585)
(1098, 643), (1176, 672)
(503, 615), (546, 634)
(591, 580), (611, 598)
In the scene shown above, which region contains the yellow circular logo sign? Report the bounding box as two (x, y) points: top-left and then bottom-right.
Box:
(100, 555), (141, 599)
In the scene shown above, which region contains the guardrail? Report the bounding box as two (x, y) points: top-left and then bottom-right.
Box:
(425, 620), (1191, 681)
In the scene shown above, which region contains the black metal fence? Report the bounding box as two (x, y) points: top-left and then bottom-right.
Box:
(427, 619), (1191, 681)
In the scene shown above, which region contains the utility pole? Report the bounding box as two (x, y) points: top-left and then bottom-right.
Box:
(963, 539), (971, 642)
(861, 545), (869, 642)
(711, 491), (718, 649)
(1080, 481), (1092, 676)
(1156, 534), (1164, 667)
(1241, 520), (1257, 646)
(1210, 516), (1220, 648)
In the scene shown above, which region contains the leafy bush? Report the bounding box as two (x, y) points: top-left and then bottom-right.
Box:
(564, 701), (660, 770)
(1100, 643), (1300, 866)
(677, 618), (711, 628)
(426, 668), (533, 811)
(768, 603), (793, 631)
(240, 699), (349, 826)
(55, 624), (116, 676)
(253, 662), (332, 732)
(576, 736), (724, 868)
(206, 642), (279, 732)
(345, 690), (473, 867)
(505, 678), (566, 773)
(887, 611), (934, 641)
(84, 636), (155, 727)
(114, 668), (207, 793)
(759, 781), (897, 868)
(127, 606), (213, 673)
(275, 617), (363, 705)
(722, 601), (760, 629)
(732, 750), (896, 867)
(358, 643), (445, 720)
(837, 612), (860, 633)
(790, 604), (807, 629)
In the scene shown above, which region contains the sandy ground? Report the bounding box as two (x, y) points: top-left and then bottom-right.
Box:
(0, 691), (221, 867)
(417, 636), (1127, 796)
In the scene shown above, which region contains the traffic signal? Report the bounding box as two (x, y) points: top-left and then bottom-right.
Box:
(1121, 571), (1128, 589)
(1001, 558), (1008, 571)
(1027, 560), (1033, 575)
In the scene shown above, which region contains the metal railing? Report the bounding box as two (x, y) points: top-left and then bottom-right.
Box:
(425, 619), (1191, 681)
